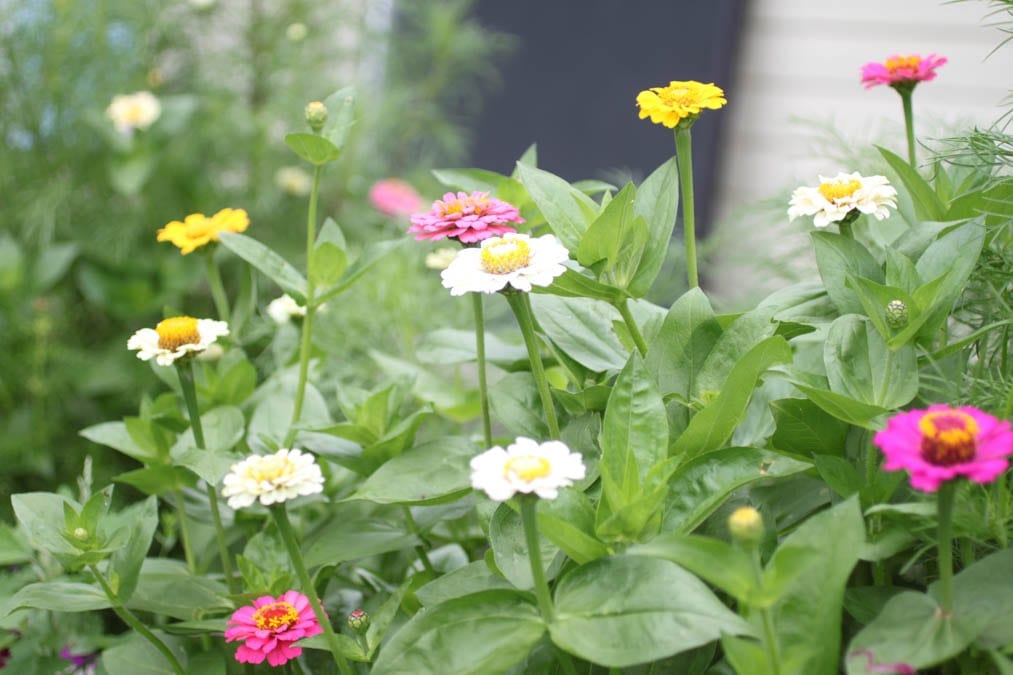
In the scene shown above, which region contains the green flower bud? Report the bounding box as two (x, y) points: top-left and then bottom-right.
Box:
(728, 506), (764, 547)
(885, 299), (908, 328)
(347, 609), (370, 635)
(304, 101), (328, 132)
(73, 527), (89, 541)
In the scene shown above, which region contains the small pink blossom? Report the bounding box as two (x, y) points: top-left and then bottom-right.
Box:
(408, 191), (524, 243)
(861, 54), (947, 89)
(369, 179), (423, 217)
(874, 405), (1013, 493)
(849, 649), (917, 674)
(225, 591), (322, 667)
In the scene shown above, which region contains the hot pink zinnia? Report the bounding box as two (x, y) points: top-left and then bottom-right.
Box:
(408, 191), (524, 243)
(369, 178), (423, 217)
(861, 54), (947, 89)
(224, 591), (322, 666)
(874, 405), (1013, 493)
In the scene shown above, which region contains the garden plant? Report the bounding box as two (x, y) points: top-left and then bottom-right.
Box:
(2, 3), (1013, 675)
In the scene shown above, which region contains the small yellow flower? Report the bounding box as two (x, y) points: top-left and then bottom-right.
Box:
(636, 80), (727, 129)
(157, 208), (250, 254)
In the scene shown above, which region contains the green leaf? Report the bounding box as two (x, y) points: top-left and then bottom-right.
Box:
(218, 232), (307, 301)
(113, 465), (192, 496)
(769, 398), (849, 457)
(577, 183), (647, 289)
(530, 295), (628, 372)
(0, 523), (32, 565)
(630, 533), (755, 603)
(109, 496), (159, 601)
(515, 163), (598, 252)
(416, 328), (528, 366)
(694, 307), (779, 398)
(346, 437), (476, 505)
(848, 276), (925, 348)
(912, 220), (985, 342)
(940, 548), (1013, 650)
(432, 168), (508, 193)
(416, 561), (515, 607)
(284, 132), (341, 165)
(11, 492), (79, 556)
(812, 231), (884, 316)
(792, 383), (889, 429)
(722, 635), (772, 675)
(645, 287), (722, 400)
(534, 268), (625, 303)
(490, 503), (561, 591)
(310, 242), (348, 288)
(31, 242), (78, 293)
(80, 421), (160, 463)
(550, 555), (752, 668)
(663, 447), (812, 533)
(321, 86), (357, 150)
(537, 488), (609, 564)
(489, 372), (550, 439)
(628, 157), (678, 296)
(672, 336), (792, 460)
(126, 559), (231, 619)
(101, 632), (187, 675)
(3, 581), (110, 615)
(372, 590), (544, 675)
(303, 518), (419, 568)
(824, 315), (918, 409)
(877, 145), (946, 221)
(813, 454), (863, 497)
(316, 238), (406, 304)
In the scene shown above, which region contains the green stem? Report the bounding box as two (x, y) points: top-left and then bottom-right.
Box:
(473, 293), (493, 448)
(272, 505), (354, 675)
(749, 549), (782, 675)
(937, 481), (956, 615)
(900, 88), (917, 167)
(615, 298), (648, 357)
(838, 220), (854, 240)
(285, 164), (323, 448)
(205, 250), (231, 324)
(505, 293), (560, 439)
(519, 497), (554, 622)
(176, 361), (238, 594)
(675, 127), (699, 289)
(401, 505), (437, 576)
(994, 473), (1009, 548)
(171, 487), (196, 574)
(89, 564), (186, 675)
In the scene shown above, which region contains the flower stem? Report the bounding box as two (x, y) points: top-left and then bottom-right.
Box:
(900, 88), (917, 166)
(615, 297), (648, 356)
(89, 564), (186, 675)
(272, 505), (355, 675)
(285, 164), (323, 448)
(505, 293), (559, 439)
(401, 505), (437, 576)
(936, 481), (957, 615)
(519, 497), (554, 621)
(749, 549), (782, 675)
(472, 293), (493, 448)
(204, 250), (231, 324)
(176, 360), (238, 594)
(675, 127), (699, 289)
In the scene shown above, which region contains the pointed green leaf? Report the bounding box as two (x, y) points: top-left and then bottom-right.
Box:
(516, 163), (597, 252)
(218, 232), (306, 301)
(284, 132), (341, 165)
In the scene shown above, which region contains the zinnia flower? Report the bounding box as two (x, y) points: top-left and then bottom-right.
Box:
(127, 316), (229, 366)
(157, 207), (250, 255)
(408, 191), (523, 243)
(861, 54), (947, 90)
(788, 172), (897, 228)
(222, 448), (325, 509)
(874, 405), (1013, 493)
(370, 179), (423, 217)
(636, 80), (727, 129)
(225, 591), (322, 666)
(266, 294), (307, 324)
(440, 232), (568, 295)
(59, 646), (98, 675)
(105, 91), (161, 136)
(275, 166), (312, 196)
(470, 437), (586, 501)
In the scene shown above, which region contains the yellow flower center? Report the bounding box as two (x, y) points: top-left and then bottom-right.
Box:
(481, 238), (532, 274)
(443, 195), (489, 216)
(250, 455), (290, 483)
(252, 601), (299, 631)
(818, 179), (862, 202)
(155, 317), (201, 350)
(919, 410), (978, 466)
(885, 55), (922, 73)
(504, 455), (552, 483)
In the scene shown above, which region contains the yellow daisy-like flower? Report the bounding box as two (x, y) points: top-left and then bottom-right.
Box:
(636, 80), (727, 129)
(157, 207), (250, 255)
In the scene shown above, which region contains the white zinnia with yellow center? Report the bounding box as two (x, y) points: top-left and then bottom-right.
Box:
(787, 172), (897, 228)
(221, 448), (325, 509)
(470, 437), (586, 501)
(275, 166), (313, 196)
(106, 91), (162, 136)
(440, 233), (569, 295)
(127, 316), (229, 366)
(266, 294), (307, 324)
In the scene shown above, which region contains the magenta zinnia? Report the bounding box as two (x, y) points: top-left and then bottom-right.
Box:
(861, 54), (947, 89)
(874, 405), (1013, 492)
(225, 591), (322, 666)
(408, 191), (524, 243)
(369, 178), (423, 217)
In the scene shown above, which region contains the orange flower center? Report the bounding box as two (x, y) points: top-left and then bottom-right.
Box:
(919, 410), (978, 466)
(504, 455), (551, 482)
(885, 55), (922, 73)
(480, 238), (531, 274)
(253, 601), (299, 631)
(155, 317), (201, 350)
(818, 179), (862, 202)
(443, 195), (489, 216)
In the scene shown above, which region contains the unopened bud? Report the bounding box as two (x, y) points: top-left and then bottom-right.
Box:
(347, 609), (370, 635)
(728, 506), (764, 547)
(73, 527), (89, 541)
(885, 300), (908, 329)
(304, 101), (327, 132)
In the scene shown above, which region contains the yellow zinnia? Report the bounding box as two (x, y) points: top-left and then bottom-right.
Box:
(157, 207), (250, 254)
(636, 80), (727, 129)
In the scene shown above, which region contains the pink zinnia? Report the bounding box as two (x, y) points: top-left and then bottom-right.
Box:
(224, 591), (322, 666)
(369, 179), (423, 217)
(874, 405), (1013, 493)
(861, 54), (947, 89)
(408, 191), (524, 243)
